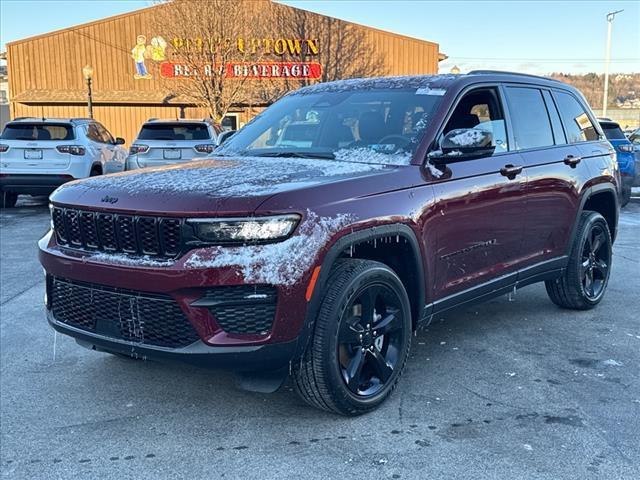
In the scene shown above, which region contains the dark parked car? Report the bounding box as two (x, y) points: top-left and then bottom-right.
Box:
(40, 72), (619, 415)
(599, 120), (635, 206)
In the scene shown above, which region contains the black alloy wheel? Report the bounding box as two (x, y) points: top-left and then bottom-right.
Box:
(580, 222), (610, 301)
(338, 284), (405, 397)
(546, 211), (612, 310)
(293, 259), (412, 415)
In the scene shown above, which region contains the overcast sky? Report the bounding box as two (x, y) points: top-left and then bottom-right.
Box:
(1, 0), (638, 75)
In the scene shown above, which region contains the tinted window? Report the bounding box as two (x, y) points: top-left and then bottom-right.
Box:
(554, 91), (599, 143)
(1, 123), (74, 141)
(217, 88), (445, 164)
(600, 123), (627, 140)
(95, 123), (115, 144)
(542, 90), (566, 145)
(85, 124), (104, 143)
(443, 88), (509, 154)
(505, 87), (554, 150)
(138, 123), (211, 141)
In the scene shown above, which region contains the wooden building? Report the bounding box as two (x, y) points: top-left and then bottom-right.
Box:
(5, 1), (444, 144)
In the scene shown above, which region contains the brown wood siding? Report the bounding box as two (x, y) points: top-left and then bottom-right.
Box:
(7, 2), (440, 143)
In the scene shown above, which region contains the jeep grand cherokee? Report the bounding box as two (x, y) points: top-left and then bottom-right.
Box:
(39, 72), (619, 415)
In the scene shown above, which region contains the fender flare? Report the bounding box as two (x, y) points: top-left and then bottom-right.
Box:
(293, 223), (426, 360)
(89, 162), (103, 175)
(567, 183), (619, 256)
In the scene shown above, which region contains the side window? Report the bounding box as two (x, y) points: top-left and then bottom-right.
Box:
(505, 87), (554, 150)
(85, 124), (103, 143)
(443, 87), (509, 154)
(96, 123), (115, 144)
(553, 91), (599, 143)
(542, 90), (566, 145)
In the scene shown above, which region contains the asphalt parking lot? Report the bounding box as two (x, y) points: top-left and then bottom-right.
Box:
(1, 195), (639, 480)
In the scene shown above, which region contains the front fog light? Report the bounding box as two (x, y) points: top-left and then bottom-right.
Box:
(188, 215), (300, 243)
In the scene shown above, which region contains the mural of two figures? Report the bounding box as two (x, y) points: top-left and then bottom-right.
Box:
(131, 35), (167, 79)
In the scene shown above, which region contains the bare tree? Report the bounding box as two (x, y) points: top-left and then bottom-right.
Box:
(152, 0), (388, 118)
(152, 0), (271, 121)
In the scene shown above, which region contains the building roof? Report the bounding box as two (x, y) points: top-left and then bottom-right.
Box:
(11, 89), (192, 105)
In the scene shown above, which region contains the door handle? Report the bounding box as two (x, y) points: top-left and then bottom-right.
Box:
(564, 155), (581, 168)
(500, 164), (523, 179)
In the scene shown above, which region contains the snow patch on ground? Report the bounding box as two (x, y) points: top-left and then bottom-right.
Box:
(184, 210), (356, 286)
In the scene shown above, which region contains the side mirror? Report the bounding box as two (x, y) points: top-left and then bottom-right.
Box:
(216, 130), (236, 147)
(114, 137), (126, 145)
(430, 128), (495, 164)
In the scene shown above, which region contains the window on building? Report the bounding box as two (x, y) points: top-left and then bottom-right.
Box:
(505, 87), (554, 150)
(553, 91), (599, 143)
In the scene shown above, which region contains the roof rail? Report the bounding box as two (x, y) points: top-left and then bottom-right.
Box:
(147, 117), (158, 122)
(468, 70), (561, 83)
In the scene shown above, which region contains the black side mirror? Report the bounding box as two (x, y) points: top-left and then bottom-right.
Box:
(430, 128), (495, 164)
(114, 137), (126, 145)
(216, 130), (235, 147)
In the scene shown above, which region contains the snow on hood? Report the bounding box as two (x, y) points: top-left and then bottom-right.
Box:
(184, 210), (355, 286)
(55, 156), (394, 199)
(290, 74), (460, 96)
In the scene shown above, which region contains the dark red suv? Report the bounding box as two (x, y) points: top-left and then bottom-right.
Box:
(40, 72), (619, 415)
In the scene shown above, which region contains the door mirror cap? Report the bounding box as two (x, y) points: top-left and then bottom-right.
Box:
(114, 137), (126, 145)
(430, 128), (495, 164)
(216, 130), (236, 147)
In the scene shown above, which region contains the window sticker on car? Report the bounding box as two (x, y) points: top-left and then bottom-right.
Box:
(416, 87), (446, 96)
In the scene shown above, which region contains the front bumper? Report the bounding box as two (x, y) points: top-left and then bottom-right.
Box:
(0, 174), (75, 194)
(48, 311), (297, 371)
(39, 232), (312, 370)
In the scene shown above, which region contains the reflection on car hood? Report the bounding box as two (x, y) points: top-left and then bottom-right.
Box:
(50, 156), (396, 214)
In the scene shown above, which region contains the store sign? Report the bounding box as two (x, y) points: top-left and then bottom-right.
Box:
(171, 37), (320, 57)
(159, 62), (322, 79)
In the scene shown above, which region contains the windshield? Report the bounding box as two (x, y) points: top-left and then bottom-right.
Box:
(1, 123), (74, 141)
(217, 87), (445, 165)
(137, 123), (211, 141)
(601, 123), (627, 140)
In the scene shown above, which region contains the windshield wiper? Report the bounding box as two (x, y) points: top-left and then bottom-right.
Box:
(250, 151), (335, 160)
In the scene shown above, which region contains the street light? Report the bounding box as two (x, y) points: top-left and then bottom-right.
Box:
(602, 9), (623, 117)
(82, 64), (94, 119)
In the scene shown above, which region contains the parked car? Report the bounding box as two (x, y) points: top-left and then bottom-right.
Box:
(599, 120), (635, 206)
(0, 118), (126, 208)
(40, 72), (619, 415)
(629, 128), (640, 187)
(126, 119), (223, 170)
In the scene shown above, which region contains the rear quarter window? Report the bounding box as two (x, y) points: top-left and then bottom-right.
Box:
(1, 123), (75, 141)
(137, 123), (211, 141)
(553, 91), (599, 143)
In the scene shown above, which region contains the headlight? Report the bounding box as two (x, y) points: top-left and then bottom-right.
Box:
(187, 215), (300, 244)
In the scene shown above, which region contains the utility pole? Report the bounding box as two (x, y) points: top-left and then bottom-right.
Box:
(602, 10), (623, 117)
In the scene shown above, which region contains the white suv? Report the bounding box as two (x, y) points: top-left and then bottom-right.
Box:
(126, 119), (223, 170)
(0, 118), (127, 208)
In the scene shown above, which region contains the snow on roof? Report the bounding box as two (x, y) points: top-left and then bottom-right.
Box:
(291, 74), (461, 96)
(184, 210), (356, 286)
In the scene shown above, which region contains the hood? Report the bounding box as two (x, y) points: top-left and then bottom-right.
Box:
(50, 156), (398, 215)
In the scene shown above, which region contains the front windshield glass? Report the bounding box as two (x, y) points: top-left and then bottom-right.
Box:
(217, 87), (445, 165)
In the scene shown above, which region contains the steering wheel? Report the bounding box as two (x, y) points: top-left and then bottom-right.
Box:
(378, 135), (411, 150)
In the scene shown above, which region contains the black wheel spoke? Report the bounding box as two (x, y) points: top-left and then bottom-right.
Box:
(593, 260), (608, 279)
(368, 348), (393, 383)
(374, 310), (401, 335)
(345, 349), (366, 391)
(359, 288), (377, 326)
(591, 231), (604, 255)
(580, 258), (590, 277)
(584, 269), (594, 297)
(339, 316), (363, 345)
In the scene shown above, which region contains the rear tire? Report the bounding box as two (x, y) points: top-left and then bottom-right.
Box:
(545, 211), (612, 310)
(0, 190), (18, 208)
(292, 259), (412, 416)
(90, 166), (102, 177)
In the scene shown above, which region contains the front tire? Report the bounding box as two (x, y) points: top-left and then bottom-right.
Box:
(293, 259), (412, 416)
(545, 211), (612, 310)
